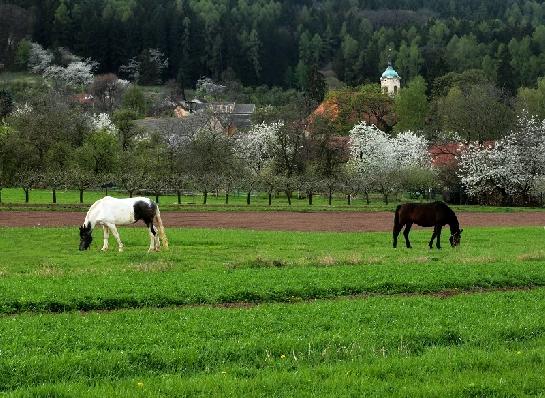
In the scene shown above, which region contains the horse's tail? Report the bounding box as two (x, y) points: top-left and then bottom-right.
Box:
(394, 204), (402, 228)
(154, 206), (169, 249)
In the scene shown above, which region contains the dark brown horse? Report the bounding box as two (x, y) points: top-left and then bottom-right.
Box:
(393, 202), (463, 249)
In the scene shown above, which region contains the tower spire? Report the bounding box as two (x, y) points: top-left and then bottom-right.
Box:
(380, 48), (401, 96)
(387, 47), (393, 67)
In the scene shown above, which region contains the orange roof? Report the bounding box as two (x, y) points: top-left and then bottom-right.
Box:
(312, 98), (340, 121)
(429, 141), (495, 166)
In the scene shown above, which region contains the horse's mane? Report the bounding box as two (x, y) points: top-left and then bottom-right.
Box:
(84, 197), (106, 225)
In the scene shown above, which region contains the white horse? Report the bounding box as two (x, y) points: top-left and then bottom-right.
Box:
(79, 196), (168, 252)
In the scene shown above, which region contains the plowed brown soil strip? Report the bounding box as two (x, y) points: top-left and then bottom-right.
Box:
(2, 211), (545, 231)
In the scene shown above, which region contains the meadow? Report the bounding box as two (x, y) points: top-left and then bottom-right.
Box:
(1, 225), (545, 396)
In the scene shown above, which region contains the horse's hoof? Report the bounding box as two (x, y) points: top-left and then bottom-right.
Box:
(101, 247), (108, 252)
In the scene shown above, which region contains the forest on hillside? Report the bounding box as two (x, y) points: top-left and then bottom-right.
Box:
(2, 0), (545, 91)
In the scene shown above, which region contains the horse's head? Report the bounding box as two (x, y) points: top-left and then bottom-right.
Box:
(449, 229), (463, 247)
(79, 223), (93, 251)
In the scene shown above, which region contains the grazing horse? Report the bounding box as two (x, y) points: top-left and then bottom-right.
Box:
(79, 196), (168, 252)
(393, 202), (463, 249)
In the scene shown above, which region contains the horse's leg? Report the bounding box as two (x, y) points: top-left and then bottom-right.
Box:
(429, 228), (437, 249)
(147, 222), (159, 252)
(101, 225), (110, 251)
(153, 226), (160, 251)
(393, 224), (403, 248)
(147, 225), (155, 252)
(436, 226), (442, 249)
(403, 223), (413, 248)
(106, 223), (124, 252)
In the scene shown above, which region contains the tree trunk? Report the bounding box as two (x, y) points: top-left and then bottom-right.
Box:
(0, 189), (2, 204)
(225, 192), (229, 204)
(155, 194), (159, 204)
(177, 191), (182, 205)
(347, 194), (351, 205)
(328, 188), (332, 206)
(52, 188), (56, 204)
(79, 189), (84, 204)
(24, 188), (29, 203)
(308, 192), (313, 206)
(286, 190), (292, 206)
(365, 192), (370, 205)
(246, 191), (251, 205)
(383, 193), (389, 205)
(203, 191), (208, 204)
(268, 192), (272, 206)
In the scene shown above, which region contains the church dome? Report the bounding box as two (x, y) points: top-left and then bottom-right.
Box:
(381, 64), (400, 79)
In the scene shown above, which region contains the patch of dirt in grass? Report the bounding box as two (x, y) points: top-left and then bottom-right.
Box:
(318, 255), (337, 266)
(127, 260), (175, 273)
(361, 256), (385, 265)
(227, 256), (286, 269)
(517, 251), (545, 261)
(216, 302), (256, 309)
(344, 254), (363, 265)
(33, 265), (65, 277)
(456, 255), (497, 265)
(428, 286), (533, 299)
(339, 254), (384, 265)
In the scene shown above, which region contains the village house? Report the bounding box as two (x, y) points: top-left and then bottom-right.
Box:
(175, 100), (256, 133)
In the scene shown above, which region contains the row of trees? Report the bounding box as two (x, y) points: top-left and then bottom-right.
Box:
(4, 1), (545, 89)
(0, 80), (438, 205)
(3, 86), (545, 206)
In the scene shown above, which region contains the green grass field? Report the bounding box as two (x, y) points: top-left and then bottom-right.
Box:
(1, 225), (545, 396)
(2, 187), (544, 213)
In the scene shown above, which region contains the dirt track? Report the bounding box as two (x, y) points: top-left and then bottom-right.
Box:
(1, 211), (545, 231)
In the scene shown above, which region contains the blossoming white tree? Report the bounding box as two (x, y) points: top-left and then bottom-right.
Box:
(235, 122), (282, 174)
(27, 42), (96, 88)
(458, 112), (545, 204)
(120, 49), (168, 85)
(90, 113), (118, 135)
(348, 122), (432, 203)
(27, 42), (53, 74)
(43, 59), (97, 88)
(234, 121), (283, 204)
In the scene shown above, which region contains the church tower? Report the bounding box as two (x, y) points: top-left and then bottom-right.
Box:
(380, 61), (401, 96)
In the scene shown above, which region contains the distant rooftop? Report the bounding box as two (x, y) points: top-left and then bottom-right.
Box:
(182, 100), (255, 130)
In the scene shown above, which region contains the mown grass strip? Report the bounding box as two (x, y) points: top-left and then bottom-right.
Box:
(1, 227), (545, 314)
(1, 289), (545, 396)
